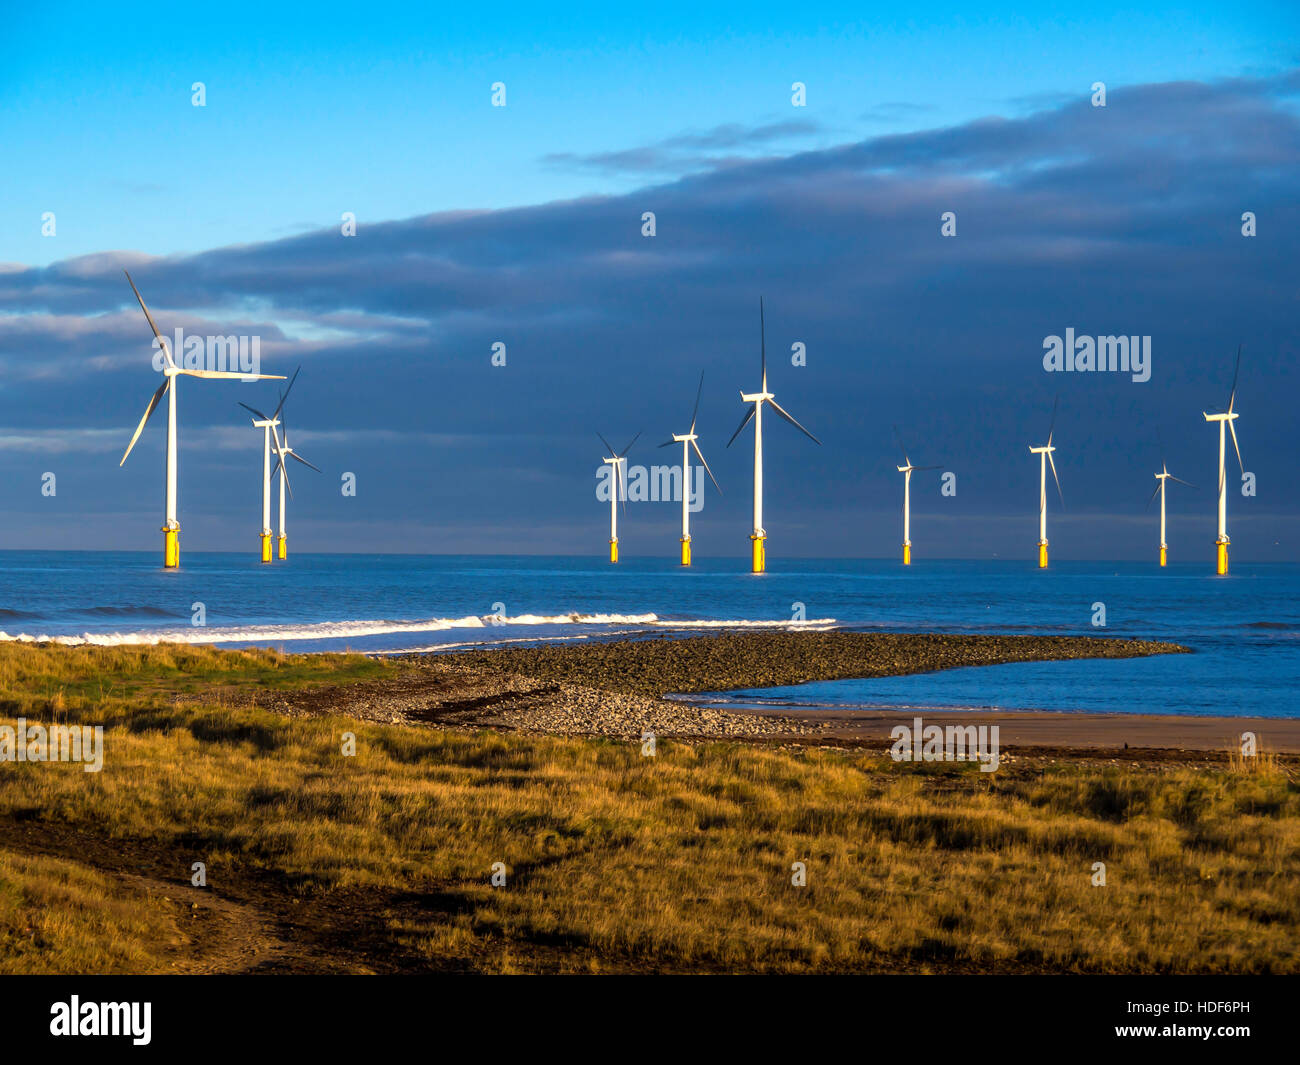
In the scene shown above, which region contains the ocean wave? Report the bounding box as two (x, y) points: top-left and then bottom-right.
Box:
(0, 610), (838, 648)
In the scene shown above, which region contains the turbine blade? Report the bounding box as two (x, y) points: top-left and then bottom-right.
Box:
(1168, 475), (1197, 489)
(289, 451), (321, 473)
(767, 398), (822, 444)
(120, 379), (169, 466)
(657, 438), (676, 448)
(691, 439), (722, 495)
(1047, 393), (1059, 445)
(1228, 343), (1242, 412)
(690, 370), (704, 434)
(277, 451), (293, 500)
(913, 464), (943, 471)
(596, 432), (616, 457)
(892, 424), (911, 467)
(620, 431), (641, 458)
(617, 458), (628, 514)
(726, 404), (756, 448)
(1047, 450), (1064, 506)
(238, 401), (272, 422)
(1146, 481), (1161, 510)
(123, 270), (174, 367)
(1228, 418), (1243, 473)
(273, 366), (301, 419)
(180, 369), (285, 380)
(759, 297), (767, 393)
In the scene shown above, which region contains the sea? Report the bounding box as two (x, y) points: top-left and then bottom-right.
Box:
(0, 551), (1295, 719)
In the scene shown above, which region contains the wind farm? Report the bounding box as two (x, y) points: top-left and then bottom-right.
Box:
(117, 271), (284, 569)
(4, 3), (1298, 1001)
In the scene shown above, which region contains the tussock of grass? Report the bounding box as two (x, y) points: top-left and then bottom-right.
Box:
(0, 643), (1296, 974)
(0, 849), (179, 974)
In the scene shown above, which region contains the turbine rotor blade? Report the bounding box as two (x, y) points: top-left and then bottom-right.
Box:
(1047, 393), (1059, 446)
(767, 398), (821, 444)
(759, 297), (767, 393)
(892, 424), (911, 467)
(657, 438), (676, 448)
(726, 404), (755, 448)
(1146, 481), (1161, 510)
(1047, 450), (1064, 506)
(123, 269), (174, 367)
(1168, 475), (1196, 489)
(289, 451), (321, 473)
(1228, 418), (1243, 473)
(238, 401), (272, 422)
(273, 366), (301, 419)
(691, 439), (722, 495)
(596, 431), (616, 457)
(180, 369), (285, 380)
(620, 431), (641, 458)
(120, 379), (169, 466)
(690, 370), (704, 434)
(1228, 343), (1242, 412)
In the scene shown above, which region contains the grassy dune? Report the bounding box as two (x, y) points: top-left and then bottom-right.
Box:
(0, 642), (1295, 974)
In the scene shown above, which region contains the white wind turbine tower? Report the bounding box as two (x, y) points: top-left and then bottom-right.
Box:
(1203, 345), (1245, 575)
(598, 432), (639, 563)
(1147, 444), (1195, 568)
(893, 426), (941, 566)
(1028, 396), (1064, 569)
(270, 392), (321, 559)
(238, 368), (299, 563)
(119, 270), (284, 569)
(726, 298), (820, 574)
(658, 372), (721, 566)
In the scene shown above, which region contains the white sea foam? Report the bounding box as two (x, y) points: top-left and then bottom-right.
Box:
(0, 611), (837, 648)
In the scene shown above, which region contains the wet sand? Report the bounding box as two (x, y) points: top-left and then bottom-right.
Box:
(728, 704), (1300, 754)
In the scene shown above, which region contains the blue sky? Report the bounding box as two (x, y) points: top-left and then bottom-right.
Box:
(1, 3), (1298, 560)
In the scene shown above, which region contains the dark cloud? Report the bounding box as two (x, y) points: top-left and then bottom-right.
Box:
(1, 73), (1296, 559)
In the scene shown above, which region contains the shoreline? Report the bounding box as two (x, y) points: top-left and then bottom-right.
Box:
(313, 628), (1295, 757)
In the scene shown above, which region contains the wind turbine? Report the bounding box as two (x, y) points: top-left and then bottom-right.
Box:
(1028, 396), (1063, 569)
(119, 270), (284, 569)
(1203, 346), (1244, 575)
(238, 368), (300, 563)
(598, 432), (639, 562)
(658, 372), (721, 566)
(1147, 452), (1194, 568)
(269, 387), (321, 560)
(726, 298), (820, 573)
(893, 426), (941, 566)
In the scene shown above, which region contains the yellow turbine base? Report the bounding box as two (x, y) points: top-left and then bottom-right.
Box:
(1216, 540), (1228, 576)
(261, 534), (273, 564)
(751, 534), (766, 574)
(163, 528), (179, 569)
(680, 537), (691, 566)
(278, 535), (287, 560)
(1159, 545), (1167, 567)
(1037, 542), (1049, 569)
(609, 539), (619, 564)
(902, 542), (911, 566)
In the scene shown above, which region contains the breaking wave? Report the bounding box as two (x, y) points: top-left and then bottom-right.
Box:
(0, 611), (838, 648)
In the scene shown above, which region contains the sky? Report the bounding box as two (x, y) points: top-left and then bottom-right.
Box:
(1, 1), (1298, 560)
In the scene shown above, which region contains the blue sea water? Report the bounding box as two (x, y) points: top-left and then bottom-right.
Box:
(0, 552), (1295, 718)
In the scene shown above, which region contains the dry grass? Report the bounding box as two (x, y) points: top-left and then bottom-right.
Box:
(0, 643), (1297, 973)
(0, 848), (179, 974)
